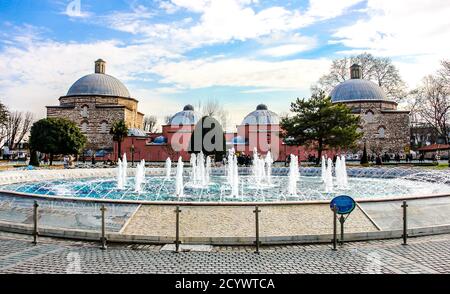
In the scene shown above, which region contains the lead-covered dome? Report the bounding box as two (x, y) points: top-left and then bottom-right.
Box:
(331, 79), (388, 103)
(66, 59), (131, 98)
(169, 105), (201, 125)
(241, 104), (280, 125)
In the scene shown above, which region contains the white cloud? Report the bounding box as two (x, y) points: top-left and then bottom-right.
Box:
(259, 39), (317, 57)
(151, 56), (330, 90)
(331, 0), (450, 87)
(306, 0), (365, 19)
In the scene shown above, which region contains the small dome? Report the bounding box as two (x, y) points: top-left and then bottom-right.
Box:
(331, 79), (388, 103)
(231, 136), (246, 145)
(241, 105), (280, 125)
(169, 106), (201, 125)
(67, 74), (131, 98)
(152, 136), (167, 144)
(127, 128), (147, 137)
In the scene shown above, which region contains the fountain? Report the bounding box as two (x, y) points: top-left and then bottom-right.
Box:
(165, 158), (172, 179)
(288, 154), (300, 195)
(321, 156), (326, 182)
(122, 153), (128, 188)
(227, 149), (239, 197)
(117, 158), (124, 189)
(175, 157), (184, 197)
(116, 154), (128, 189)
(325, 157), (334, 193)
(251, 148), (274, 187)
(188, 152), (210, 188)
(341, 155), (348, 187)
(335, 155), (349, 189)
(265, 151), (273, 186)
(134, 159), (146, 193)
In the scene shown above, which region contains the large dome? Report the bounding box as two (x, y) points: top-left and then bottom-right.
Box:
(67, 73), (131, 98)
(168, 105), (201, 125)
(331, 79), (388, 103)
(241, 104), (280, 125)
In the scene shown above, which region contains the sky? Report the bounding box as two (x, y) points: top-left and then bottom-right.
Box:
(0, 0), (449, 131)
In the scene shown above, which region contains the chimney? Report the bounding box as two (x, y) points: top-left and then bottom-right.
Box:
(350, 64), (361, 79)
(95, 59), (106, 74)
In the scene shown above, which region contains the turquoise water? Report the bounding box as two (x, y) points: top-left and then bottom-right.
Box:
(1, 175), (449, 202)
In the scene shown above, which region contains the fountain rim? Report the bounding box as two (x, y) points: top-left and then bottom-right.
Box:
(1, 189), (449, 206)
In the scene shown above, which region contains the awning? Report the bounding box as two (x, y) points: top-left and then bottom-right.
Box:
(417, 144), (450, 152)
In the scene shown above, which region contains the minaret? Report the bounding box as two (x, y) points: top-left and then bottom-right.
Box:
(350, 64), (361, 79)
(95, 59), (106, 74)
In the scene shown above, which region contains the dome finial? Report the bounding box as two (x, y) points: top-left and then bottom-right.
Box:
(350, 64), (361, 79)
(95, 59), (106, 74)
(256, 104), (268, 111)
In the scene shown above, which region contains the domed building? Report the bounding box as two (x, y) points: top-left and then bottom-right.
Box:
(47, 59), (144, 152)
(168, 104), (201, 126)
(331, 64), (410, 154)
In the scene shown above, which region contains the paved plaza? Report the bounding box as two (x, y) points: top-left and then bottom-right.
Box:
(0, 231), (449, 274)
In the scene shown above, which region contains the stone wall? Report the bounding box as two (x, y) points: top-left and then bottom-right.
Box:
(47, 95), (144, 150)
(344, 101), (410, 154)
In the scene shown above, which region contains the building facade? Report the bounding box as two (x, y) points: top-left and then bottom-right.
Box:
(47, 59), (144, 151)
(330, 64), (410, 155)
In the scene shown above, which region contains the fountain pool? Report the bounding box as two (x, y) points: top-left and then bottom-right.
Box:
(1, 168), (450, 203)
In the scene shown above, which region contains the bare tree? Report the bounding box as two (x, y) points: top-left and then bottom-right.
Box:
(143, 115), (158, 133)
(315, 52), (407, 102)
(414, 75), (449, 144)
(0, 101), (9, 146)
(164, 115), (173, 125)
(200, 98), (230, 130)
(5, 111), (34, 149)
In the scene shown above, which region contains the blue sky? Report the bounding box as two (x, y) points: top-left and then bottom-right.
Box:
(0, 0), (449, 130)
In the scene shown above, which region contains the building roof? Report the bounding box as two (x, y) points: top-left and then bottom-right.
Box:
(331, 79), (389, 103)
(168, 105), (201, 125)
(417, 144), (450, 152)
(66, 73), (131, 98)
(241, 104), (280, 125)
(127, 128), (148, 137)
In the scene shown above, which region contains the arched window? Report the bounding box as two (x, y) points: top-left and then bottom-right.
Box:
(100, 121), (108, 134)
(365, 110), (374, 123)
(81, 105), (89, 118)
(378, 126), (385, 138)
(81, 121), (88, 133)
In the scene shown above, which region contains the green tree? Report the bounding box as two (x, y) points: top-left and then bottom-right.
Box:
(110, 120), (128, 160)
(360, 142), (369, 165)
(281, 91), (362, 163)
(29, 118), (86, 166)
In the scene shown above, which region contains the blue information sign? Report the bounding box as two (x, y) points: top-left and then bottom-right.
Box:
(330, 195), (356, 215)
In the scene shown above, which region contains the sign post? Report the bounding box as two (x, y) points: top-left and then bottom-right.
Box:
(330, 195), (356, 248)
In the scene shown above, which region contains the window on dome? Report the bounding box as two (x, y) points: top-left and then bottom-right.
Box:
(100, 121), (108, 134)
(81, 121), (88, 133)
(378, 127), (385, 138)
(365, 110), (374, 123)
(81, 105), (89, 118)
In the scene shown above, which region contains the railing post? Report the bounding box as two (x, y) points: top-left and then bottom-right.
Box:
(254, 206), (261, 254)
(339, 215), (345, 245)
(100, 205), (107, 250)
(174, 206), (182, 253)
(32, 201), (39, 245)
(402, 201), (408, 245)
(332, 204), (337, 251)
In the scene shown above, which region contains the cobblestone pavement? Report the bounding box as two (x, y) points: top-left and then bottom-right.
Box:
(0, 232), (449, 274)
